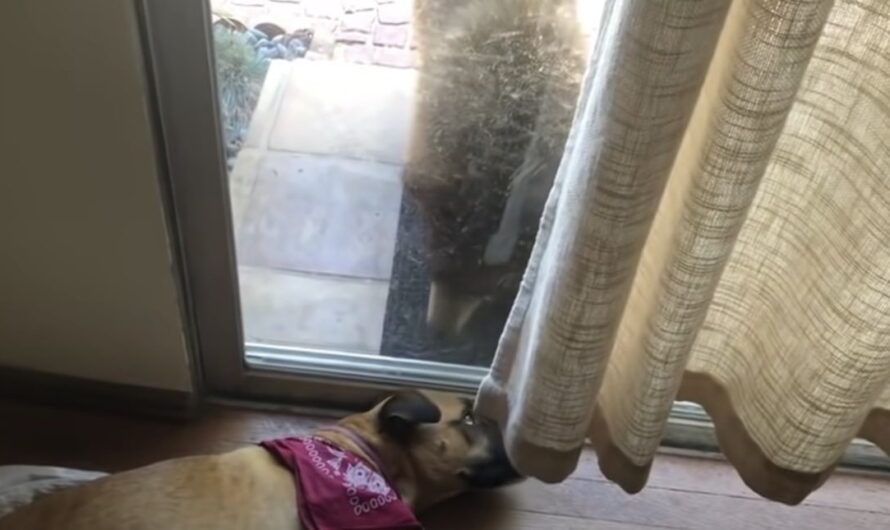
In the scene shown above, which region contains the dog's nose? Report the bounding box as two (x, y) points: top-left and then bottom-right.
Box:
(487, 433), (523, 487)
(463, 418), (525, 489)
(463, 453), (524, 489)
(492, 457), (523, 486)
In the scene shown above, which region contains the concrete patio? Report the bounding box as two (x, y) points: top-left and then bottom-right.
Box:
(220, 0), (598, 361)
(230, 59), (416, 354)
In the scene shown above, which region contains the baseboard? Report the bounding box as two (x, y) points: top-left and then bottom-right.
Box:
(0, 366), (199, 420)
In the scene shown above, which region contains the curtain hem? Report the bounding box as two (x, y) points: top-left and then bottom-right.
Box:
(483, 370), (890, 502)
(476, 376), (584, 483)
(589, 372), (839, 505)
(676, 372), (833, 505)
(588, 405), (651, 494)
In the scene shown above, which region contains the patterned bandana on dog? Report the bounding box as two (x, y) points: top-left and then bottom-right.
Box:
(261, 432), (423, 530)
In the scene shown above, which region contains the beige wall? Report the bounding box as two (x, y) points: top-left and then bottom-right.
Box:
(0, 1), (193, 391)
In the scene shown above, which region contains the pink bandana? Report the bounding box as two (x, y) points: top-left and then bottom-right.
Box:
(261, 435), (423, 530)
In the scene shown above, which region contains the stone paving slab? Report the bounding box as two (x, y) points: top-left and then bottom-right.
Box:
(238, 266), (388, 353)
(268, 60), (416, 164)
(236, 152), (402, 280)
(230, 56), (418, 355)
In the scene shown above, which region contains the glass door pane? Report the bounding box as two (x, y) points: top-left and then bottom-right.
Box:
(206, 0), (598, 385)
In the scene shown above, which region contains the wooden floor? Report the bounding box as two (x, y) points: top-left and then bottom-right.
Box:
(1, 399), (888, 529)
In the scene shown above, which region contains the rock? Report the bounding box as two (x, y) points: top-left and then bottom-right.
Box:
(288, 39), (307, 57)
(292, 28), (315, 48)
(254, 23), (286, 39)
(249, 28), (269, 40)
(226, 141), (239, 159)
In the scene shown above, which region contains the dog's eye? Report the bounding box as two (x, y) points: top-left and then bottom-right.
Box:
(462, 412), (475, 426)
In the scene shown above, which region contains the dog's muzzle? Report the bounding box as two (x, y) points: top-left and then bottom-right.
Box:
(462, 418), (523, 489)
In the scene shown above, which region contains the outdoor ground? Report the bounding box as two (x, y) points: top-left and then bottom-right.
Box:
(214, 0), (599, 362)
(230, 59), (415, 354)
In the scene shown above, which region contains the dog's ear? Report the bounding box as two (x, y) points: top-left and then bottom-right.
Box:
(379, 390), (441, 441)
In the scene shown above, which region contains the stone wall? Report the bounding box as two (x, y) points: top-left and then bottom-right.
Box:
(213, 0), (417, 68)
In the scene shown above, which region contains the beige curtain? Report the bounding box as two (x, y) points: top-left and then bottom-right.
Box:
(475, 0), (890, 504)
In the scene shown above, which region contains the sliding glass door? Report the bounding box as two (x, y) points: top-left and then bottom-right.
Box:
(135, 0), (890, 472)
(138, 0), (597, 408)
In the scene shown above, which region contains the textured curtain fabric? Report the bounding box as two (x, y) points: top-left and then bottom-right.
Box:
(475, 0), (890, 504)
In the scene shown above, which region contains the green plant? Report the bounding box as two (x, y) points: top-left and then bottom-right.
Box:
(213, 26), (268, 159)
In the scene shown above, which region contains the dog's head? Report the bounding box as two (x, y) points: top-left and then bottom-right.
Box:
(340, 390), (521, 510)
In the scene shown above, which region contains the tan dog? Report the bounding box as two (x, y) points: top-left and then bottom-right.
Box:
(0, 390), (520, 529)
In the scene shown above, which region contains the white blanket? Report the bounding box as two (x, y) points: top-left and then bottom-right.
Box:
(0, 465), (106, 518)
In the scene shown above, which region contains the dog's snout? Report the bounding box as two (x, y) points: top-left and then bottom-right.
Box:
(463, 417), (523, 489)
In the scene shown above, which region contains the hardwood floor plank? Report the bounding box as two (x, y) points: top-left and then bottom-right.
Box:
(496, 477), (886, 530)
(0, 400), (318, 472)
(425, 508), (682, 530)
(571, 445), (890, 515)
(1, 398), (888, 530)
(421, 490), (684, 530)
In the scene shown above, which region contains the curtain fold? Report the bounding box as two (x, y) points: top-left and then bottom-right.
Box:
(476, 0), (890, 504)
